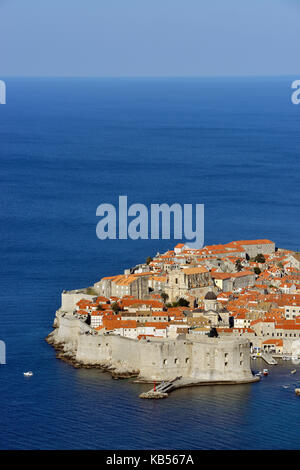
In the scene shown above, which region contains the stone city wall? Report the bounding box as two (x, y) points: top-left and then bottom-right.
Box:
(50, 314), (255, 384)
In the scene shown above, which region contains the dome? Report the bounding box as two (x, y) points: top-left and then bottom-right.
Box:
(204, 291), (217, 300)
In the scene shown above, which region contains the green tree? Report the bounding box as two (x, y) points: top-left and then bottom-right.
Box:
(146, 256), (153, 265)
(111, 302), (120, 314)
(160, 292), (169, 304)
(177, 297), (189, 307)
(171, 298), (189, 307)
(254, 267), (261, 275)
(254, 253), (265, 263)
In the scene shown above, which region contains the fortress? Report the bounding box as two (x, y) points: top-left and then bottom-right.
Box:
(47, 308), (257, 386)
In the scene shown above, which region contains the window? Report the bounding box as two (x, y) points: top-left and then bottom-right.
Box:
(185, 358), (190, 364)
(206, 353), (210, 366)
(174, 358), (178, 364)
(163, 359), (167, 365)
(224, 352), (228, 367)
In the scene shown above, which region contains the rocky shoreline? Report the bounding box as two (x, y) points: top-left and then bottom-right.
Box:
(45, 311), (259, 395)
(45, 333), (140, 380)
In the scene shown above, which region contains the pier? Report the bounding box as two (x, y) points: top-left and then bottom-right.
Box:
(260, 351), (278, 365)
(139, 376), (182, 399)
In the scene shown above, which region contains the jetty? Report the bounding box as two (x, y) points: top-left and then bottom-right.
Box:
(260, 351), (278, 365)
(139, 376), (182, 399)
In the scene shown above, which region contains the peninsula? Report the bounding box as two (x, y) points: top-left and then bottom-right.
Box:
(47, 239), (300, 388)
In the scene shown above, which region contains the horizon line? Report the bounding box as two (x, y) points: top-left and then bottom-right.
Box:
(1, 74), (299, 79)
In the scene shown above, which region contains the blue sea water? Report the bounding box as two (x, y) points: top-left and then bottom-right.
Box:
(0, 77), (300, 450)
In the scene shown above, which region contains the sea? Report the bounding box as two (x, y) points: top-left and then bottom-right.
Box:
(0, 77), (300, 450)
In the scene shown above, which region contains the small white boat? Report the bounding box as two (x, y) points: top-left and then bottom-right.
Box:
(290, 369), (297, 375)
(263, 369), (269, 376)
(23, 371), (33, 377)
(255, 371), (262, 377)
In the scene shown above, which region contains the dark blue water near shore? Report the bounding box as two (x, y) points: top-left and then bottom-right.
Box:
(0, 77), (300, 449)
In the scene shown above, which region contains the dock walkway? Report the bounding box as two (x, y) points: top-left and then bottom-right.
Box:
(260, 352), (278, 365)
(139, 376), (182, 399)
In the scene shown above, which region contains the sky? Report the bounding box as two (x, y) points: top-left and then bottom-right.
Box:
(0, 0), (299, 77)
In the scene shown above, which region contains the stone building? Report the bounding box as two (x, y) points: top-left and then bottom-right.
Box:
(166, 266), (212, 302)
(202, 291), (230, 327)
(120, 311), (169, 323)
(287, 253), (300, 271)
(94, 273), (149, 299)
(187, 291), (231, 329)
(285, 304), (300, 319)
(203, 290), (218, 311)
(212, 270), (255, 292)
(230, 239), (275, 258)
